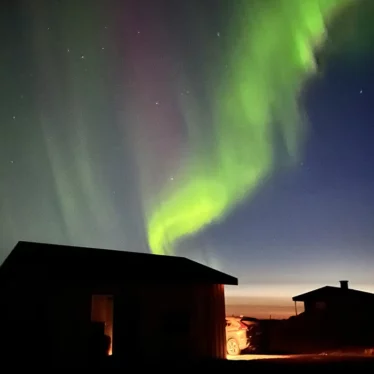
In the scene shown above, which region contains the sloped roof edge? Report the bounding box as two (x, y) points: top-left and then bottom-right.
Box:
(292, 285), (374, 301)
(0, 241), (238, 286)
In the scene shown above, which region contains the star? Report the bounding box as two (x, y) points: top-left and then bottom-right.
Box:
(360, 89), (363, 94)
(10, 160), (14, 164)
(12, 116), (16, 120)
(170, 177), (174, 181)
(81, 55), (85, 59)
(155, 101), (159, 105)
(67, 48), (70, 53)
(217, 32), (220, 37)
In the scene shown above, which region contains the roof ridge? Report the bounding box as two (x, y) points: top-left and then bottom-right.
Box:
(292, 284), (374, 301)
(0, 241), (238, 286)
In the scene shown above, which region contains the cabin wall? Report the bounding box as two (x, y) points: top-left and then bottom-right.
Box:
(46, 285), (92, 361)
(191, 284), (226, 359)
(1, 281), (91, 363)
(1, 280), (48, 360)
(289, 297), (374, 351)
(1, 280), (228, 364)
(111, 285), (140, 360)
(112, 283), (227, 361)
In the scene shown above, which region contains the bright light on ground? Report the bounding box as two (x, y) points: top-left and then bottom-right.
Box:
(228, 354), (292, 361)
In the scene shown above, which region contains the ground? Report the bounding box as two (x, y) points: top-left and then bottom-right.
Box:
(227, 352), (374, 367)
(102, 353), (374, 369)
(228, 353), (293, 360)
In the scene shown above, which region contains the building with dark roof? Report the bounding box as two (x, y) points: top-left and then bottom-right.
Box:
(0, 241), (237, 367)
(289, 281), (374, 351)
(293, 280), (374, 316)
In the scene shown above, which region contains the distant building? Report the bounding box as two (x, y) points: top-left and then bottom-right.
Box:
(293, 280), (374, 317)
(290, 281), (374, 350)
(0, 241), (237, 367)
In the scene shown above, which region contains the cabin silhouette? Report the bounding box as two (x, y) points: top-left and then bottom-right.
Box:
(290, 281), (374, 350)
(293, 280), (374, 317)
(0, 241), (237, 367)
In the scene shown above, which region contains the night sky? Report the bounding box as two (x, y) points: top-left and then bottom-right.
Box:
(1, 0), (373, 318)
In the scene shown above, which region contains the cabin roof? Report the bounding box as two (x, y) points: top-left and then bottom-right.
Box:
(0, 241), (238, 285)
(292, 286), (374, 302)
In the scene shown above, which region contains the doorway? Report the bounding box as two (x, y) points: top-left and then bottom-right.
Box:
(91, 295), (114, 355)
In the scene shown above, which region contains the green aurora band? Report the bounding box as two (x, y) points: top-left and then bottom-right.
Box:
(147, 0), (354, 255)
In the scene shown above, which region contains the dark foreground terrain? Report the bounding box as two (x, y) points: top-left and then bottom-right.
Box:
(102, 354), (374, 370)
(9, 352), (374, 369)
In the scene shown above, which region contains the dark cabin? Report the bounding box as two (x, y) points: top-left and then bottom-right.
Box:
(291, 281), (374, 349)
(293, 280), (374, 316)
(0, 241), (237, 367)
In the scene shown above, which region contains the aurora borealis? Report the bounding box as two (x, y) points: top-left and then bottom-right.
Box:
(146, 0), (353, 255)
(1, 0), (374, 315)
